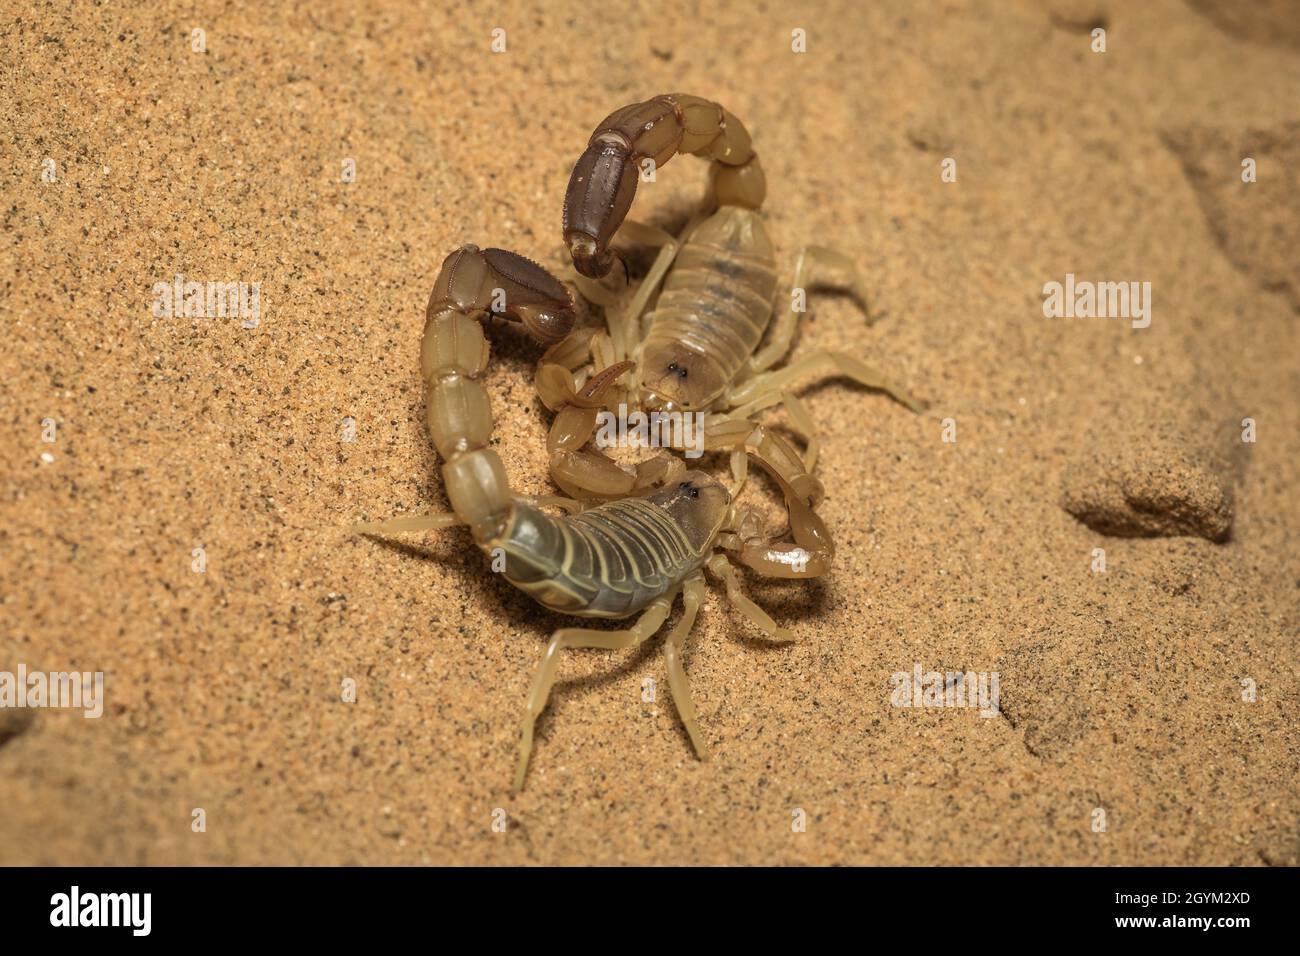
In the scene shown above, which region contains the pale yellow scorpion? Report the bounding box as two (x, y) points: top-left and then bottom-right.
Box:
(357, 94), (920, 791)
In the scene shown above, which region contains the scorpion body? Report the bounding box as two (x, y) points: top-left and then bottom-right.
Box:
(640, 208), (780, 411)
(358, 94), (923, 791)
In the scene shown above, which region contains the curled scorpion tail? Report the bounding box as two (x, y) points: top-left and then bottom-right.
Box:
(421, 245), (576, 544)
(563, 93), (767, 279)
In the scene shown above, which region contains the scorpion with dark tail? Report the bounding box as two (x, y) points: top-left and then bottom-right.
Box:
(356, 95), (923, 791)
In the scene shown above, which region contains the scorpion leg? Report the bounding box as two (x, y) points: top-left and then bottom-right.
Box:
(663, 572), (711, 760)
(513, 595), (675, 793)
(564, 94), (766, 279)
(703, 403), (832, 578)
(519, 494), (584, 513)
(721, 451), (835, 580)
(724, 349), (925, 414)
(751, 246), (874, 373)
(352, 494), (582, 535)
(698, 415), (759, 494)
(535, 325), (624, 408)
(705, 553), (792, 641)
(699, 393), (778, 495)
(536, 318), (700, 500)
(537, 326), (679, 500)
(704, 415), (824, 509)
(779, 391), (821, 473)
(352, 513), (464, 534)
(535, 327), (598, 411)
(612, 219), (683, 350)
(545, 360), (646, 499)
(589, 330), (620, 377)
(544, 378), (687, 501)
(717, 390), (816, 476)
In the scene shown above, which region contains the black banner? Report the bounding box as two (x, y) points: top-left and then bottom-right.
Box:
(0, 866), (1281, 943)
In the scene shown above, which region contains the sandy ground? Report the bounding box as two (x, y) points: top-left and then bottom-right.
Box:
(1, 0), (1297, 865)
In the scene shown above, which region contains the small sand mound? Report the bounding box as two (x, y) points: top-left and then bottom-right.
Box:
(1061, 416), (1236, 542)
(1162, 122), (1300, 312)
(1186, 0), (1300, 51)
(1045, 0), (1110, 34)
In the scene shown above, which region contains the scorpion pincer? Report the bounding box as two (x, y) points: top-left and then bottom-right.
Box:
(357, 244), (815, 792)
(537, 94), (924, 579)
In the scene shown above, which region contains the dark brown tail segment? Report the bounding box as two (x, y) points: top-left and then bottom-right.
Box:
(562, 138), (639, 279)
(561, 95), (765, 281)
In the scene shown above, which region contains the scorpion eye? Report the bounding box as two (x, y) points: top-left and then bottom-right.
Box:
(678, 480), (699, 499)
(666, 361), (688, 380)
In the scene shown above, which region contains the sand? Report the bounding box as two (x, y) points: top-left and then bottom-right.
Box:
(1, 0), (1296, 865)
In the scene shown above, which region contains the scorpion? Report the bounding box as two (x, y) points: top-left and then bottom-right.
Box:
(356, 95), (923, 792)
(535, 92), (923, 532)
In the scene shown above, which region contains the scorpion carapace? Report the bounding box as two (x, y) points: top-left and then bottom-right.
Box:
(357, 244), (822, 791)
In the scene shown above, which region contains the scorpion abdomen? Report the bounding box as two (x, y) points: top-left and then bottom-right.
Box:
(495, 499), (708, 619)
(643, 208), (780, 405)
